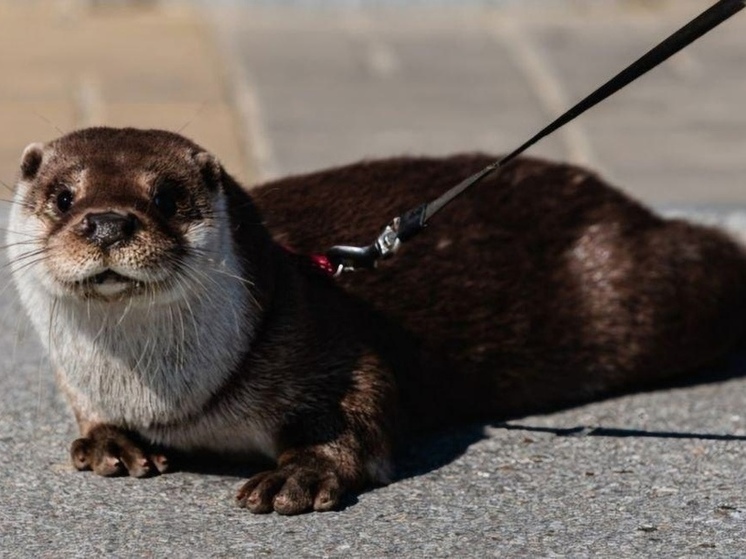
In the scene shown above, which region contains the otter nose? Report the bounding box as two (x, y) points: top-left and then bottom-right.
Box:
(79, 212), (138, 248)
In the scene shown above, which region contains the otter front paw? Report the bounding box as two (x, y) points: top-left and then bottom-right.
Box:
(70, 425), (169, 478)
(236, 462), (344, 515)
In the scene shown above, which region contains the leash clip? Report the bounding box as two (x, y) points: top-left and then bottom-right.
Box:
(375, 220), (402, 259)
(326, 205), (427, 274)
(325, 219), (401, 275)
(326, 203), (428, 274)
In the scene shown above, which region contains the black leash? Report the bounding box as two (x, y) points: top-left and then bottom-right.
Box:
(325, 0), (746, 275)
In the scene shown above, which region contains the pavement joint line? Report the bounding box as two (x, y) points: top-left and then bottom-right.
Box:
(74, 73), (105, 128)
(343, 12), (402, 80)
(175, 100), (212, 135)
(204, 8), (278, 183)
(225, 56), (280, 183)
(492, 16), (602, 172)
(30, 110), (67, 137)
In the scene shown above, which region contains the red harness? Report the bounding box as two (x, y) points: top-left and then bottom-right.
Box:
(307, 253), (337, 276)
(281, 245), (339, 277)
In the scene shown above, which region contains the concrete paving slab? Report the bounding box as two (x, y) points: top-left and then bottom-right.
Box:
(216, 9), (568, 180)
(216, 5), (746, 207)
(524, 16), (746, 204)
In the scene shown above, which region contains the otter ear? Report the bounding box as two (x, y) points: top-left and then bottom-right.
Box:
(20, 142), (44, 180)
(193, 151), (222, 192)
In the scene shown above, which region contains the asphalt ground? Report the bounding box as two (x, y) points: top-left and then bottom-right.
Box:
(2, 1), (746, 557)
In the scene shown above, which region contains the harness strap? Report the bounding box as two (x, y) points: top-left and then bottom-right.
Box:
(324, 0), (745, 276)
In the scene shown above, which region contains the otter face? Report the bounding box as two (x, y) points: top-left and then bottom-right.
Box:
(7, 128), (229, 305)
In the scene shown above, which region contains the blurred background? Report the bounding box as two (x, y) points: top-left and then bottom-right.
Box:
(1, 0), (745, 209)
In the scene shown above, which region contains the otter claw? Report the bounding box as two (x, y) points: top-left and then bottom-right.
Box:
(70, 425), (167, 478)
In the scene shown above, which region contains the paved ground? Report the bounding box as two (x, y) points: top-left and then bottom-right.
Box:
(2, 1), (746, 557)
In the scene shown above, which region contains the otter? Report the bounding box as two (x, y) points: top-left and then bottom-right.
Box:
(7, 127), (746, 515)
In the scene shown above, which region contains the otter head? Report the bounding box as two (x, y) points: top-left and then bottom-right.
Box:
(7, 127), (236, 305)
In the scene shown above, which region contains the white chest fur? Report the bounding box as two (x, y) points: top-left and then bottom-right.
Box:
(49, 289), (247, 427)
(7, 194), (278, 458)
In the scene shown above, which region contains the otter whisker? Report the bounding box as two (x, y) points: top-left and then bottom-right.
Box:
(132, 328), (153, 375)
(170, 272), (202, 354)
(0, 227), (40, 239)
(172, 258), (215, 294)
(4, 244), (46, 258)
(0, 239), (44, 251)
(32, 110), (65, 135)
(0, 237), (42, 249)
(89, 305), (111, 347)
(47, 296), (61, 358)
(190, 260), (256, 290)
(0, 198), (34, 211)
(5, 251), (51, 274)
(174, 298), (187, 371)
(115, 293), (135, 328)
(0, 178), (15, 194)
(177, 100), (209, 134)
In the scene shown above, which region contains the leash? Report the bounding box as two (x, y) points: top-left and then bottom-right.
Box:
(320, 0), (745, 276)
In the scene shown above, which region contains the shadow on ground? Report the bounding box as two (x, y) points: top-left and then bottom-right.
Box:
(397, 344), (746, 478)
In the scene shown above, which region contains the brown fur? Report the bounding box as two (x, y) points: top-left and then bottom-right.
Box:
(255, 155), (746, 423)
(9, 128), (746, 515)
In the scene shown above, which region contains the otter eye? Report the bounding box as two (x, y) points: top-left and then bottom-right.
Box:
(153, 190), (178, 219)
(56, 189), (74, 213)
